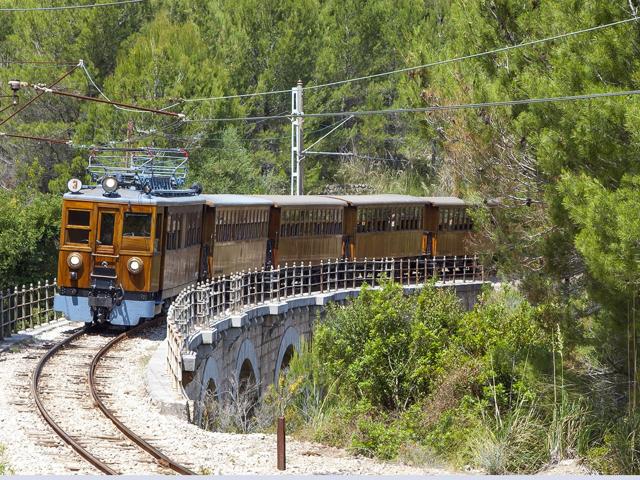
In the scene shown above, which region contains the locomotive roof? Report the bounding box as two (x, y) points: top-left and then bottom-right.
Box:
(203, 194), (272, 207)
(421, 196), (467, 206)
(252, 195), (347, 207)
(63, 187), (205, 206)
(327, 194), (427, 206)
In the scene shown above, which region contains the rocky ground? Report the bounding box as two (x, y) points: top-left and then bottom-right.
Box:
(0, 320), (449, 475)
(0, 320), (597, 475)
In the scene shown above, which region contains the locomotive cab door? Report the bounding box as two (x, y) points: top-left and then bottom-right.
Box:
(95, 208), (120, 256)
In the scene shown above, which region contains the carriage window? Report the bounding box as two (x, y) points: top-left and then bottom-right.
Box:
(99, 213), (115, 246)
(66, 229), (89, 244)
(68, 210), (90, 226)
(154, 214), (163, 252)
(123, 213), (152, 237)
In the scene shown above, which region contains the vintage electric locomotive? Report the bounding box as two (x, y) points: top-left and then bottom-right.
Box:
(54, 148), (480, 326)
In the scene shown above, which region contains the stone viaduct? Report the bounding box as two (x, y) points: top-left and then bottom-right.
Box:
(164, 257), (487, 421)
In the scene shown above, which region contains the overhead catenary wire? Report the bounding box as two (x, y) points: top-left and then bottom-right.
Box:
(300, 89), (640, 118)
(0, 131), (70, 145)
(0, 59), (77, 66)
(186, 89), (640, 123)
(302, 115), (354, 154)
(304, 16), (640, 91)
(81, 62), (153, 114)
(0, 63), (79, 128)
(0, 0), (143, 12)
(305, 151), (404, 163)
(30, 83), (184, 118)
(169, 15), (639, 105)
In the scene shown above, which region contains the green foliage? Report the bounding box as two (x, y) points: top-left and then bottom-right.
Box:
(586, 413), (640, 474)
(188, 126), (273, 194)
(315, 280), (463, 411)
(0, 190), (61, 289)
(283, 281), (557, 471)
(0, 443), (12, 475)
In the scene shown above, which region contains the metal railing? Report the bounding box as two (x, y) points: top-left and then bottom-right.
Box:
(166, 256), (483, 387)
(0, 279), (58, 340)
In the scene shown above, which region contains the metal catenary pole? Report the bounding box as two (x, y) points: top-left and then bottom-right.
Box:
(290, 80), (304, 195)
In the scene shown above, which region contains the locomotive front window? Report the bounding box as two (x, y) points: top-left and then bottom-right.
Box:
(65, 209), (91, 245)
(123, 213), (152, 237)
(68, 210), (90, 226)
(66, 229), (89, 244)
(99, 213), (115, 245)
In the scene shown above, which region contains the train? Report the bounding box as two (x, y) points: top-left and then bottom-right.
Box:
(53, 149), (482, 326)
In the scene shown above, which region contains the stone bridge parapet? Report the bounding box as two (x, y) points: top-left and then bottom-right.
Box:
(166, 256), (487, 411)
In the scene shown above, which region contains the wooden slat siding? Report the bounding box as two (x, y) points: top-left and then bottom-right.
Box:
(161, 204), (202, 298)
(343, 206), (357, 259)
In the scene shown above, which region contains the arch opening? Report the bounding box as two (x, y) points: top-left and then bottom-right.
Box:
(280, 344), (295, 378)
(237, 358), (259, 421)
(200, 378), (218, 430)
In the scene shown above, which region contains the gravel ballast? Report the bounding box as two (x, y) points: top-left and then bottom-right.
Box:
(0, 320), (449, 475)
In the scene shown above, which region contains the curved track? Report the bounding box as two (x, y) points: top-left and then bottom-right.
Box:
(31, 321), (195, 475)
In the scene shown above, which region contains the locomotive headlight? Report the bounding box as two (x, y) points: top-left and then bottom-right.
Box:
(67, 252), (83, 270)
(127, 257), (143, 274)
(102, 175), (119, 194)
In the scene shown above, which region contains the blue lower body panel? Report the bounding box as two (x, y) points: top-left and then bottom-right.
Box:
(54, 294), (157, 326)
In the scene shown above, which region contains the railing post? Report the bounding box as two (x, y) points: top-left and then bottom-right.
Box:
(453, 256), (457, 284)
(0, 290), (4, 341)
(47, 279), (52, 322)
(28, 283), (34, 329)
(19, 285), (25, 331)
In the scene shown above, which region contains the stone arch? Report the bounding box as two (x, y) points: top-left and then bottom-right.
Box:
(199, 357), (221, 402)
(235, 338), (259, 394)
(274, 326), (301, 384)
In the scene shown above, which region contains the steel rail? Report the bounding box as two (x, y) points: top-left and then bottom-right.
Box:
(32, 320), (194, 475)
(31, 327), (118, 475)
(89, 319), (195, 475)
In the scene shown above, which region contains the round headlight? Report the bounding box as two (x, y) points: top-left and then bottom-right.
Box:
(127, 257), (143, 274)
(102, 175), (119, 194)
(67, 252), (83, 270)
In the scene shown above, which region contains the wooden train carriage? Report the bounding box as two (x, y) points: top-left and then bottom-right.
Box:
(55, 188), (205, 325)
(423, 197), (474, 256)
(254, 195), (347, 266)
(331, 194), (427, 259)
(202, 195), (273, 276)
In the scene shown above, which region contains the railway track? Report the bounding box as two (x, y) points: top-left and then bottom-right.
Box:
(31, 320), (195, 475)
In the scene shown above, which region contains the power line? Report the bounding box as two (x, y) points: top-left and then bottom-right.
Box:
(301, 89), (640, 119)
(30, 84), (185, 117)
(184, 89), (640, 123)
(180, 89), (290, 104)
(168, 15), (638, 105)
(305, 16), (640, 90)
(81, 62), (153, 114)
(302, 115), (353, 154)
(0, 0), (143, 12)
(0, 131), (70, 145)
(0, 64), (79, 128)
(186, 114), (290, 123)
(0, 60), (77, 66)
(305, 151), (406, 163)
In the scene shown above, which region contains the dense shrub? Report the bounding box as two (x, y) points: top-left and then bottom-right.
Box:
(279, 280), (559, 471)
(0, 190), (61, 289)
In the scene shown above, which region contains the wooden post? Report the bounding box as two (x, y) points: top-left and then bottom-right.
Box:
(277, 416), (286, 470)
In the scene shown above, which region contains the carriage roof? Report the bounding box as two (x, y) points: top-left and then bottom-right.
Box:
(421, 196), (467, 207)
(327, 194), (427, 206)
(62, 187), (205, 206)
(203, 194), (273, 207)
(252, 195), (347, 207)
